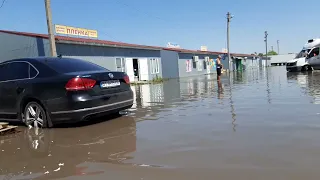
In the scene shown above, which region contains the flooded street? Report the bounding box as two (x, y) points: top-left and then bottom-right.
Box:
(2, 66), (320, 180)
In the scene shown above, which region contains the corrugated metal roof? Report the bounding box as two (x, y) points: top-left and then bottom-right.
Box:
(0, 30), (254, 57)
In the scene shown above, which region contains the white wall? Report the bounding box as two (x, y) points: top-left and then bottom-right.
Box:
(269, 54), (297, 64)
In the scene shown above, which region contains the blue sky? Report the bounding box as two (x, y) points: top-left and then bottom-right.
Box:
(0, 0), (319, 54)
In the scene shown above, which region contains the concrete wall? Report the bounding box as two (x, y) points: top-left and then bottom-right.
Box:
(65, 56), (116, 71)
(259, 59), (271, 67)
(269, 54), (297, 64)
(58, 44), (163, 81)
(160, 50), (179, 79)
(243, 57), (260, 69)
(0, 32), (50, 62)
(57, 43), (161, 57)
(178, 53), (218, 77)
(246, 58), (259, 68)
(0, 32), (163, 82)
(65, 56), (162, 81)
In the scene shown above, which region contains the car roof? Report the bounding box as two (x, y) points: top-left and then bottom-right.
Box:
(0, 57), (79, 64)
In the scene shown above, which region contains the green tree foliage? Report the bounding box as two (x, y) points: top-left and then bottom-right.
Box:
(267, 50), (278, 56)
(257, 51), (278, 56)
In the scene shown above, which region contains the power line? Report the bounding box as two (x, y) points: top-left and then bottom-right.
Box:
(0, 0), (6, 9)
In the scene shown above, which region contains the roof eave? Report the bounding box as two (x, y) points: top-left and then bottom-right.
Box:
(56, 40), (162, 51)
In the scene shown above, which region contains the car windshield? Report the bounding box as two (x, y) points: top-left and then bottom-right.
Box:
(43, 58), (109, 73)
(295, 49), (311, 59)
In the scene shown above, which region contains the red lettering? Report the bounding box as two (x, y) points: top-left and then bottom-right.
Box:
(79, 30), (84, 35)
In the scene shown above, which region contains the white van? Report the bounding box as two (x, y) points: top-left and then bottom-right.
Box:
(306, 43), (320, 70)
(286, 38), (320, 72)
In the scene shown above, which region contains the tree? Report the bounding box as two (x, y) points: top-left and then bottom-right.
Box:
(267, 50), (278, 56)
(257, 51), (278, 56)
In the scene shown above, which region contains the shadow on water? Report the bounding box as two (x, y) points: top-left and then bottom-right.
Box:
(53, 113), (124, 128)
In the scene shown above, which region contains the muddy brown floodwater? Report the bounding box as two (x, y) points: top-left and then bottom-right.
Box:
(2, 67), (320, 180)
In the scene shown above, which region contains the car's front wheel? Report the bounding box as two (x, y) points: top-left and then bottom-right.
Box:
(23, 102), (49, 128)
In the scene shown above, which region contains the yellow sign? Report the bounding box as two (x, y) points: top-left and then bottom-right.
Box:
(54, 24), (98, 38)
(201, 46), (207, 51)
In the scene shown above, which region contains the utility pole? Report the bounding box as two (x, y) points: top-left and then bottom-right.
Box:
(45, 0), (57, 57)
(271, 46), (274, 52)
(264, 31), (268, 66)
(277, 40), (279, 54)
(227, 12), (233, 71)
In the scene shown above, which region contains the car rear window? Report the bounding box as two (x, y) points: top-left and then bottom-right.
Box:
(43, 58), (108, 73)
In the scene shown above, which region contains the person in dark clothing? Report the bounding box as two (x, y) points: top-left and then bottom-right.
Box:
(216, 55), (223, 81)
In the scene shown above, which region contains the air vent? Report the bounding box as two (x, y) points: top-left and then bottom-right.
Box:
(308, 39), (314, 43)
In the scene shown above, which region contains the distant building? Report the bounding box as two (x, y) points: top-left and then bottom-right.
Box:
(0, 30), (258, 82)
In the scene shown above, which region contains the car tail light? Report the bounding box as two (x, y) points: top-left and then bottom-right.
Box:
(65, 77), (96, 91)
(123, 75), (130, 84)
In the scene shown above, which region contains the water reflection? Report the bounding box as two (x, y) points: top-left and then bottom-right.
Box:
(0, 115), (136, 180)
(287, 71), (320, 104)
(4, 66), (320, 179)
(129, 68), (278, 132)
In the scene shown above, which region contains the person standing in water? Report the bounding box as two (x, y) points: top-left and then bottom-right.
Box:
(216, 55), (223, 81)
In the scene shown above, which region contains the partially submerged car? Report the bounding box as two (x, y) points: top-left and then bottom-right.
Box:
(0, 57), (133, 128)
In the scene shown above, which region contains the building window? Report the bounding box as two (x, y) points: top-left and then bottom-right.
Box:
(150, 58), (160, 74)
(192, 56), (198, 69)
(116, 57), (126, 72)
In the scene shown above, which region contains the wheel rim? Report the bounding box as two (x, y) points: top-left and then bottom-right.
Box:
(25, 104), (44, 128)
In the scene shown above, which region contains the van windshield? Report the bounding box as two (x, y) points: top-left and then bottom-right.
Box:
(295, 49), (311, 59)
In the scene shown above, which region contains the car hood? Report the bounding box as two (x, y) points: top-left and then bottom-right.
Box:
(287, 57), (304, 63)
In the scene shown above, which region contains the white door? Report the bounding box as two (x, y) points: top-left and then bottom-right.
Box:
(125, 58), (135, 82)
(139, 58), (149, 81)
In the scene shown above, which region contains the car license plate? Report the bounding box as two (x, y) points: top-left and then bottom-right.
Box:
(100, 80), (121, 88)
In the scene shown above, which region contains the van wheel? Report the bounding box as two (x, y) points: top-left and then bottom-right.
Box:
(307, 65), (313, 71)
(23, 102), (49, 128)
(301, 66), (307, 71)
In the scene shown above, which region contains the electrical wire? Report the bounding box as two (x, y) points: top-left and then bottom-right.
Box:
(0, 0), (6, 9)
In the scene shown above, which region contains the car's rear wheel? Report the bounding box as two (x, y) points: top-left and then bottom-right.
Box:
(23, 102), (48, 128)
